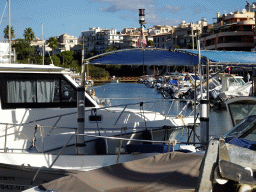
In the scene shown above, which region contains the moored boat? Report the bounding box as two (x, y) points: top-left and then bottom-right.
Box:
(0, 63), (199, 191)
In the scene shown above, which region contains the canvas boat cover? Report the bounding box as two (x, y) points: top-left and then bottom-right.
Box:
(39, 152), (204, 192)
(89, 48), (256, 66)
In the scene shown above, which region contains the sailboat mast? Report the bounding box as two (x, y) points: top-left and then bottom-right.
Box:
(41, 23), (44, 65)
(8, 0), (11, 64)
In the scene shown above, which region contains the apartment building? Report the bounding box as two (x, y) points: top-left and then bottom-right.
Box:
(148, 25), (173, 36)
(152, 33), (173, 49)
(152, 19), (206, 49)
(201, 2), (255, 51)
(81, 27), (123, 56)
(54, 34), (78, 54)
(95, 29), (123, 53)
(31, 37), (52, 56)
(121, 27), (148, 48)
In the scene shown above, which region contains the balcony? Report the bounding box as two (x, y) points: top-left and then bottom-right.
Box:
(218, 31), (254, 37)
(217, 42), (254, 48)
(204, 44), (216, 50)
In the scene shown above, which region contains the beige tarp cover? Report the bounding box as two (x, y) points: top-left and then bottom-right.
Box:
(40, 152), (204, 192)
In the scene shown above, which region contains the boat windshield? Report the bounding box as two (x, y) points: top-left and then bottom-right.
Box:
(229, 77), (244, 87)
(228, 102), (256, 126)
(223, 115), (256, 142)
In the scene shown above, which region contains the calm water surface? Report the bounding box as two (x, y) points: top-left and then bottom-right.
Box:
(94, 82), (233, 138)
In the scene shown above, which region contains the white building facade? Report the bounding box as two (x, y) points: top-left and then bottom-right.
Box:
(0, 42), (11, 63)
(81, 27), (123, 56)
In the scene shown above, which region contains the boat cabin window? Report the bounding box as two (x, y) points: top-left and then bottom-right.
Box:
(0, 73), (95, 109)
(224, 115), (256, 142)
(229, 78), (244, 87)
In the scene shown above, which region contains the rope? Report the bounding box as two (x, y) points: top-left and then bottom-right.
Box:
(0, 1), (8, 27)
(168, 139), (177, 152)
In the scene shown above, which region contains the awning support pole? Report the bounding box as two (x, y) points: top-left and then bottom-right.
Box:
(193, 65), (197, 144)
(76, 87), (86, 155)
(200, 58), (209, 148)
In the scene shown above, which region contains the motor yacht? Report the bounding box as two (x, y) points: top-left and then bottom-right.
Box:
(0, 63), (199, 191)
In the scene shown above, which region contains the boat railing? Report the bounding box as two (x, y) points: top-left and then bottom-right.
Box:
(0, 122), (199, 153)
(48, 132), (204, 169)
(96, 98), (196, 117)
(0, 99), (196, 132)
(29, 130), (203, 185)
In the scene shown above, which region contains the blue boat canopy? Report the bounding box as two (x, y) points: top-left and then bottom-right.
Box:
(88, 48), (256, 66)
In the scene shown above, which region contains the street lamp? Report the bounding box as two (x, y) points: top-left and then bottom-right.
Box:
(139, 9), (146, 75)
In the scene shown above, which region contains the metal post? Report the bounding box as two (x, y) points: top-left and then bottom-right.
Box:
(198, 40), (202, 100)
(41, 23), (44, 65)
(82, 35), (84, 69)
(87, 60), (89, 81)
(253, 67), (256, 96)
(8, 0), (11, 64)
(251, 66), (253, 96)
(143, 48), (145, 75)
(193, 65), (197, 144)
(192, 28), (194, 50)
(200, 59), (210, 147)
(76, 87), (85, 155)
(81, 60), (89, 88)
(4, 125), (7, 152)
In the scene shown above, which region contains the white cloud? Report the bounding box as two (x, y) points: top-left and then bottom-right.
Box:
(160, 5), (185, 14)
(91, 0), (156, 12)
(91, 0), (185, 27)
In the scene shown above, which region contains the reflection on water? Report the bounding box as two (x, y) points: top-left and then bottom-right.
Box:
(94, 82), (233, 138)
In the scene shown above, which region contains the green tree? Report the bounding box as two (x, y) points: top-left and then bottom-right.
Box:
(23, 27), (35, 63)
(89, 65), (110, 78)
(48, 37), (58, 54)
(147, 40), (153, 47)
(174, 45), (180, 49)
(4, 25), (15, 40)
(13, 39), (29, 61)
(57, 51), (74, 66)
(44, 54), (60, 65)
(104, 46), (117, 53)
(70, 60), (81, 72)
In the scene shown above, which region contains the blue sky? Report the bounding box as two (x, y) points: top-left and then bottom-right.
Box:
(0, 0), (250, 40)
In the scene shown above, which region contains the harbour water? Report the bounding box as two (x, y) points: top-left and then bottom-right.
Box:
(93, 82), (233, 138)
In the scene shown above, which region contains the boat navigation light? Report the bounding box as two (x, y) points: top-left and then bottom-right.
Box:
(138, 9), (145, 23)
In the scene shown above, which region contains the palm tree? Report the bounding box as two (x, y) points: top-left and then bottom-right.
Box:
(23, 27), (35, 43)
(23, 27), (35, 63)
(4, 25), (15, 40)
(48, 37), (58, 55)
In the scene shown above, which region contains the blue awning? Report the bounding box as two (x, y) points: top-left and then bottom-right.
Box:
(89, 48), (256, 66)
(186, 50), (256, 64)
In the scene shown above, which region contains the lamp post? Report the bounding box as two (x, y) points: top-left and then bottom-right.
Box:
(139, 9), (146, 75)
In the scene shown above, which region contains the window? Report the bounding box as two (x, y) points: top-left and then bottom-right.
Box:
(0, 73), (95, 109)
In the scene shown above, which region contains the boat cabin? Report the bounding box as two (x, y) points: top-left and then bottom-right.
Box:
(219, 74), (245, 92)
(0, 64), (97, 110)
